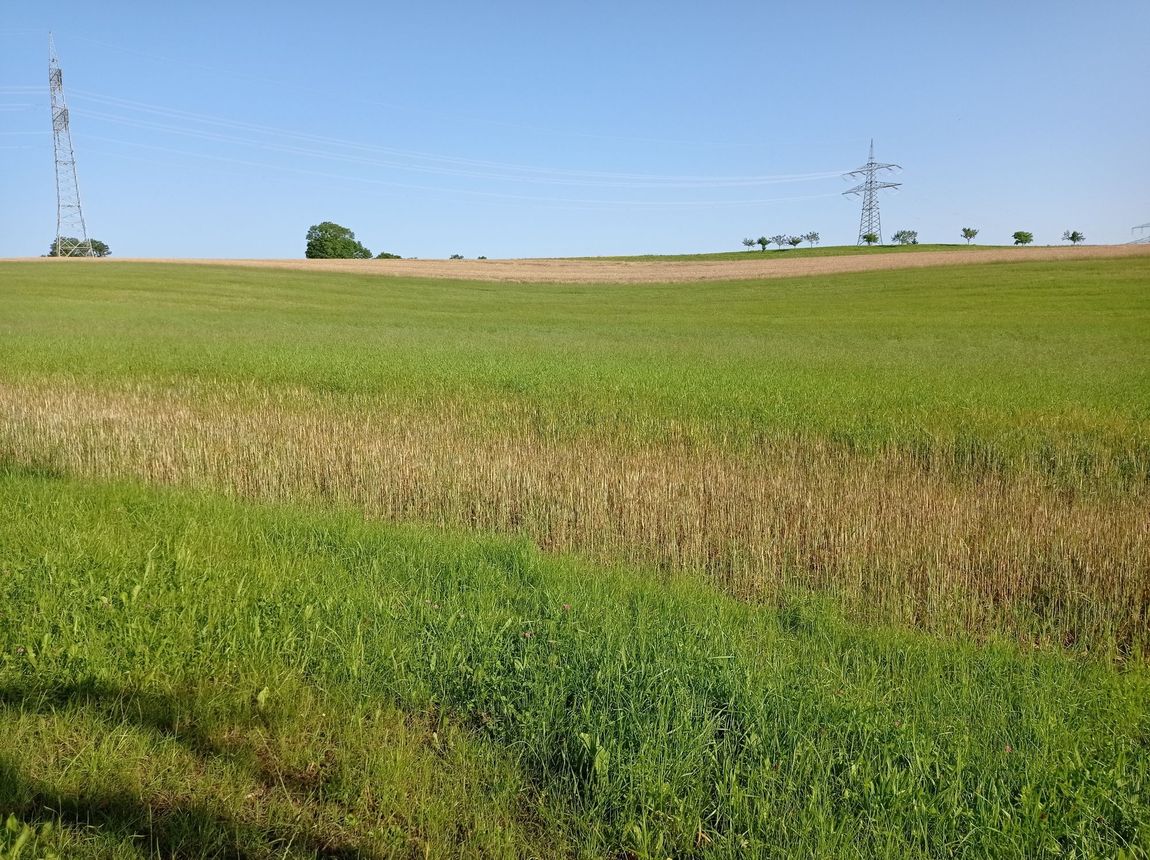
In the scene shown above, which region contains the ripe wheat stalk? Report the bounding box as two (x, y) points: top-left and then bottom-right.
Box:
(2, 380), (1145, 654)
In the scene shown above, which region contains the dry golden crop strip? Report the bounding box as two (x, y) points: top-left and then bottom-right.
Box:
(2, 380), (1145, 654)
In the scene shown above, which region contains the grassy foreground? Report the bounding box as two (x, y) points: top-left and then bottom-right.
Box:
(2, 468), (1148, 858)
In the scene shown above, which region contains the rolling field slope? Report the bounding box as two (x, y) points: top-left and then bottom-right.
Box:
(1, 254), (1148, 856)
(2, 256), (1149, 644)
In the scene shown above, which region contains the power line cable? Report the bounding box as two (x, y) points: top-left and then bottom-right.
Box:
(70, 89), (845, 187)
(72, 105), (843, 190)
(80, 133), (845, 210)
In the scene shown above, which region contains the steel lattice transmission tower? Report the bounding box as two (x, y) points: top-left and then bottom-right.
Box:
(49, 34), (94, 257)
(843, 140), (901, 245)
(1132, 223), (1150, 244)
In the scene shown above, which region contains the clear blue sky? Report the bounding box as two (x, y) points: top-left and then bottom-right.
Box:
(2, 1), (1148, 258)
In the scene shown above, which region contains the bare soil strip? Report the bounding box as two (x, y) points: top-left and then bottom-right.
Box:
(8, 244), (1150, 283)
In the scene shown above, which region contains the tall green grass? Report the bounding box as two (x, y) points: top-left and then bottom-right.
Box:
(2, 470), (1148, 858)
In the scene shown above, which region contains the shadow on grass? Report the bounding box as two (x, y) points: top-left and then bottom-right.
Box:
(0, 680), (374, 859)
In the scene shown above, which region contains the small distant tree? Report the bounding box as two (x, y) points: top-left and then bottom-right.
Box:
(787, 235), (803, 249)
(375, 251), (401, 259)
(862, 232), (879, 246)
(803, 231), (820, 248)
(891, 229), (918, 245)
(961, 227), (979, 244)
(742, 238), (757, 251)
(305, 221), (372, 259)
(1062, 230), (1085, 245)
(48, 237), (110, 257)
(477, 255), (488, 260)
(449, 253), (464, 260)
(1012, 231), (1034, 246)
(771, 234), (788, 250)
(756, 236), (770, 252)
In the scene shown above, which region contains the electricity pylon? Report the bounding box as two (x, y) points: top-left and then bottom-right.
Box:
(1133, 223), (1150, 244)
(49, 33), (94, 257)
(843, 140), (900, 245)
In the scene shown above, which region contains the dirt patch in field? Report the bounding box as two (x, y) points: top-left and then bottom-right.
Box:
(9, 244), (1150, 284)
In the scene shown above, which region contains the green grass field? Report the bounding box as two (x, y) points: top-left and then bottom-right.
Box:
(1, 256), (1149, 857)
(3, 470), (1148, 858)
(2, 258), (1147, 469)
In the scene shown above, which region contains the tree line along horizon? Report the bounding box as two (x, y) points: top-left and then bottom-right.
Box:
(302, 222), (1089, 261)
(740, 228), (1086, 251)
(38, 224), (1090, 260)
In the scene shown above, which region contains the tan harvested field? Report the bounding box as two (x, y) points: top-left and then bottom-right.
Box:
(9, 243), (1150, 282)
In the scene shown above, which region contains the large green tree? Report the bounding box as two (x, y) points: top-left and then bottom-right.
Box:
(1012, 231), (1034, 246)
(305, 222), (372, 259)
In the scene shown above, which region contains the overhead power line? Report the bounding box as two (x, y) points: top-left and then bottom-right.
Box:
(81, 133), (846, 210)
(67, 89), (846, 189)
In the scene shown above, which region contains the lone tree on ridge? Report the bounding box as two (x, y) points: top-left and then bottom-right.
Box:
(862, 232), (879, 246)
(891, 229), (918, 245)
(305, 221), (372, 259)
(1062, 230), (1085, 245)
(1012, 231), (1034, 246)
(961, 227), (979, 244)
